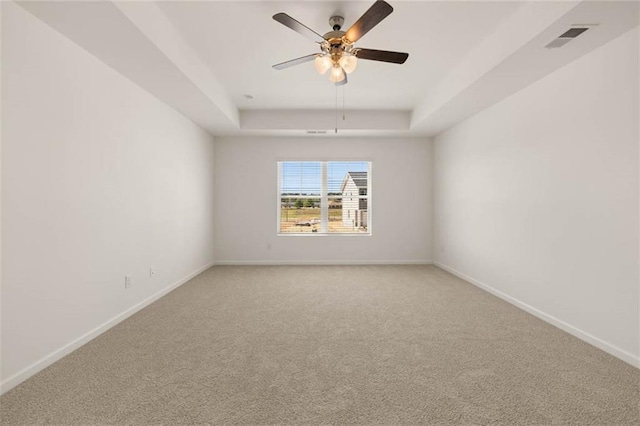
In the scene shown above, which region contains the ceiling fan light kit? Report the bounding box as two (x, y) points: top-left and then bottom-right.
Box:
(314, 55), (332, 75)
(272, 0), (409, 85)
(329, 65), (346, 83)
(339, 53), (358, 74)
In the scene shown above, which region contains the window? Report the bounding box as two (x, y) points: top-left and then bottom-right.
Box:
(278, 161), (371, 235)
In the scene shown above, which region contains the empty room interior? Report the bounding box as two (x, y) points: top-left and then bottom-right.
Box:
(1, 0), (639, 424)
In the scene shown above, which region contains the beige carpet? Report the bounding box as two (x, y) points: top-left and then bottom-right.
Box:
(1, 265), (638, 425)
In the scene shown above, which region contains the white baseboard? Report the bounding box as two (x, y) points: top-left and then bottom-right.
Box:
(0, 261), (215, 395)
(213, 260), (433, 266)
(434, 261), (640, 369)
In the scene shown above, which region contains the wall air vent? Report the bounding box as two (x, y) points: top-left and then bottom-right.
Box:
(545, 26), (592, 49)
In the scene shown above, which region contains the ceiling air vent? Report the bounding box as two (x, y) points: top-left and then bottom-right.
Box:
(545, 26), (591, 49)
(306, 130), (328, 134)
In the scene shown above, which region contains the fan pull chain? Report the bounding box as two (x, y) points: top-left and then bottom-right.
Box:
(343, 85), (346, 121)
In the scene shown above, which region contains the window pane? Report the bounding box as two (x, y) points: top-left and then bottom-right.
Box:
(327, 162), (369, 234)
(280, 198), (321, 233)
(280, 162), (321, 196)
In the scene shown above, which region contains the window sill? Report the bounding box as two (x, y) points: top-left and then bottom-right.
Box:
(277, 232), (371, 237)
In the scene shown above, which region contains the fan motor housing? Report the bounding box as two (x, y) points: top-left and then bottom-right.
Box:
(323, 31), (346, 45)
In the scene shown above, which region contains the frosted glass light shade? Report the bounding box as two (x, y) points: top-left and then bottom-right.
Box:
(314, 55), (332, 75)
(329, 66), (346, 83)
(339, 54), (358, 74)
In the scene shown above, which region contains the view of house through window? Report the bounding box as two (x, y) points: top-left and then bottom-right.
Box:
(278, 161), (371, 235)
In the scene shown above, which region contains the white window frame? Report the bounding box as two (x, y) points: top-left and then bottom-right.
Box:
(277, 161), (372, 236)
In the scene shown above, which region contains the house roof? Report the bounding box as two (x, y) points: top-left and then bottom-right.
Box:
(340, 172), (368, 193)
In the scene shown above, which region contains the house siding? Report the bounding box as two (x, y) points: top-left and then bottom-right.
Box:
(341, 173), (368, 229)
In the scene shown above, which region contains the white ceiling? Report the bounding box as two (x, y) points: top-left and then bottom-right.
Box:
(156, 1), (523, 111)
(17, 1), (640, 137)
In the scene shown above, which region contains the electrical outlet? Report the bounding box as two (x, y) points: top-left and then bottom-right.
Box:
(125, 275), (132, 289)
(149, 267), (156, 278)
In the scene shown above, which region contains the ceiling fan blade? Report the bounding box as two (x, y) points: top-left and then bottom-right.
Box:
(272, 54), (319, 70)
(273, 13), (324, 43)
(335, 74), (348, 86)
(355, 48), (408, 64)
(344, 0), (393, 43)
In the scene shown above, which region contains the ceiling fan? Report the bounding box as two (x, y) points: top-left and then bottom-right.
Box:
(272, 0), (409, 85)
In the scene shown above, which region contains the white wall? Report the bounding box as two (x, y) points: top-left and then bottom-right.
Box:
(1, 3), (215, 391)
(214, 136), (431, 264)
(433, 27), (639, 366)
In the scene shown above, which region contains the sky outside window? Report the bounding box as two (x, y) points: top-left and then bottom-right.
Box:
(280, 161), (368, 195)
